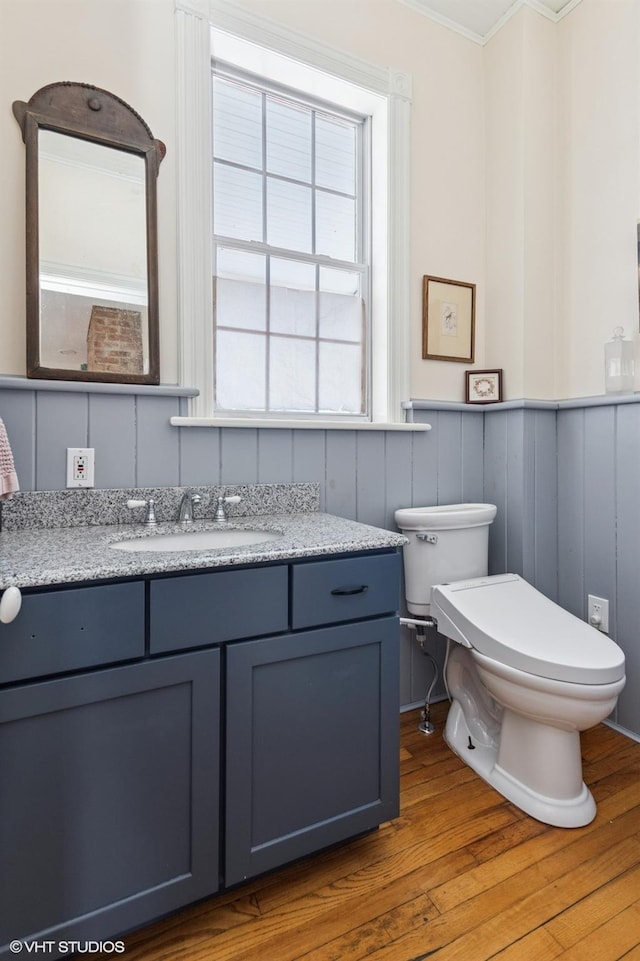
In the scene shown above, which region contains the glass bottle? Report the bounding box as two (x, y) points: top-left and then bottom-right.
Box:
(604, 326), (635, 394)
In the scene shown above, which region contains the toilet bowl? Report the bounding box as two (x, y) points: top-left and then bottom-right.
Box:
(433, 575), (625, 827)
(394, 504), (626, 828)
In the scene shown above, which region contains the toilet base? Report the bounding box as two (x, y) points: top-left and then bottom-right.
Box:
(444, 699), (596, 828)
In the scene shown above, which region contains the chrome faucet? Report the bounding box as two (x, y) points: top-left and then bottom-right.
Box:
(213, 494), (241, 523)
(178, 490), (202, 524)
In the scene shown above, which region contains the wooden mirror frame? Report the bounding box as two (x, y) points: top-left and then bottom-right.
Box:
(13, 82), (165, 384)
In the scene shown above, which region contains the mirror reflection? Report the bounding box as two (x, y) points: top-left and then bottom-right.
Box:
(39, 131), (149, 374)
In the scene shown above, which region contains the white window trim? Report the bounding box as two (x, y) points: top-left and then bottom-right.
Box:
(175, 0), (413, 427)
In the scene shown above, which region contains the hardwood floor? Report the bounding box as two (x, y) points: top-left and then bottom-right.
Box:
(124, 701), (640, 961)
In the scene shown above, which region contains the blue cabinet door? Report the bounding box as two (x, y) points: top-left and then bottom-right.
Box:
(0, 650), (220, 954)
(225, 617), (400, 885)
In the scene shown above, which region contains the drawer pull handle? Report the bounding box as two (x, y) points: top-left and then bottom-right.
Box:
(330, 584), (369, 596)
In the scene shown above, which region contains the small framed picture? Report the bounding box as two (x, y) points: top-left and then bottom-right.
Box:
(465, 369), (503, 404)
(422, 275), (475, 363)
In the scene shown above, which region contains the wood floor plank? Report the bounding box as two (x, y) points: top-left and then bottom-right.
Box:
(487, 928), (565, 961)
(366, 836), (640, 961)
(289, 892), (439, 961)
(466, 811), (548, 863)
(544, 865), (640, 948)
(554, 902), (640, 961)
(430, 798), (640, 915)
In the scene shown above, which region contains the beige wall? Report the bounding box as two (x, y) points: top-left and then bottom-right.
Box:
(2, 0), (639, 401)
(484, 8), (559, 400)
(485, 0), (640, 400)
(556, 0), (640, 398)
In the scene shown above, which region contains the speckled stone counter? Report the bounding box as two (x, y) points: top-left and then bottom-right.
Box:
(0, 484), (406, 589)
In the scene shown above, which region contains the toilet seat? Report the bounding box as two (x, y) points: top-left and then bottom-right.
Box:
(431, 574), (625, 685)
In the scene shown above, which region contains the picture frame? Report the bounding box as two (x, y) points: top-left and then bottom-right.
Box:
(422, 275), (475, 363)
(465, 368), (503, 404)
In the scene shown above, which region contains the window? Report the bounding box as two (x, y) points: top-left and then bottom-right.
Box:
(212, 70), (369, 418)
(174, 1), (412, 427)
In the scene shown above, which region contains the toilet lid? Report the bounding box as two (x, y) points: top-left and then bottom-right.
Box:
(431, 574), (625, 684)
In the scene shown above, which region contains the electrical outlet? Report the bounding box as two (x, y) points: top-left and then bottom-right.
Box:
(66, 448), (95, 488)
(587, 594), (609, 633)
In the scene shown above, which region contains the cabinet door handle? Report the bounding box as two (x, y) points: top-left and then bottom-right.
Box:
(330, 584), (369, 596)
(0, 586), (22, 624)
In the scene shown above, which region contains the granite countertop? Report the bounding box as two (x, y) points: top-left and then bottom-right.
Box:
(0, 511), (407, 590)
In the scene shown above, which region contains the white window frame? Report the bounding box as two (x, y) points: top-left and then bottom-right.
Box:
(174, 0), (412, 428)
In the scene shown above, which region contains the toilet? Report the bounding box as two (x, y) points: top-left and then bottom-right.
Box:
(394, 504), (626, 828)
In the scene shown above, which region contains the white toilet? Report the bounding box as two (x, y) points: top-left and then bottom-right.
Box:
(394, 503), (626, 828)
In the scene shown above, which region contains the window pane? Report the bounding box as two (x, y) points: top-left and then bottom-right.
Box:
(267, 178), (312, 253)
(318, 291), (361, 342)
(213, 78), (262, 169)
(320, 266), (360, 296)
(318, 341), (363, 414)
(215, 249), (266, 332)
(269, 336), (316, 411)
(316, 190), (356, 261)
(217, 248), (265, 283)
(216, 330), (266, 410)
(266, 98), (311, 183)
(270, 259), (316, 336)
(318, 268), (362, 341)
(316, 115), (355, 195)
(214, 163), (262, 241)
(271, 258), (316, 290)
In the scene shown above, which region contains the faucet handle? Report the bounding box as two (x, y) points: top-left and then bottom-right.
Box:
(214, 494), (241, 521)
(127, 498), (157, 527)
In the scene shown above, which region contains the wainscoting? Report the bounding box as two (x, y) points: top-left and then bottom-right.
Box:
(1, 378), (639, 737)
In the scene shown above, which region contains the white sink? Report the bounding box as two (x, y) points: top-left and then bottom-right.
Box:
(110, 528), (282, 553)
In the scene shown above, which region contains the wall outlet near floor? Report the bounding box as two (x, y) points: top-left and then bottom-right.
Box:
(66, 448), (95, 488)
(587, 594), (609, 633)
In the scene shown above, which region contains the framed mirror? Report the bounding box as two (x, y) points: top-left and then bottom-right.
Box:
(13, 82), (165, 384)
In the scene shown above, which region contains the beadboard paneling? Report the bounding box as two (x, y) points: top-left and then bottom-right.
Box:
(615, 405), (640, 733)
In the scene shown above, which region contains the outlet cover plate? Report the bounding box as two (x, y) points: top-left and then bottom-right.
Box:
(66, 448), (95, 488)
(587, 594), (609, 633)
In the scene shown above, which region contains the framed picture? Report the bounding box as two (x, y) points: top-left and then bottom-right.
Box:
(465, 369), (503, 404)
(422, 275), (475, 362)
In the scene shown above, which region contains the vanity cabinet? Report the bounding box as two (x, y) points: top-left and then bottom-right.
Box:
(0, 649), (221, 953)
(0, 549), (400, 957)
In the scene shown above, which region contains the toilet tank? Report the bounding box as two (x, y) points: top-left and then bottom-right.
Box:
(394, 504), (497, 617)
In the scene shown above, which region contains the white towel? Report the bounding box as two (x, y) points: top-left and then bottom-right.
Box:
(0, 418), (19, 501)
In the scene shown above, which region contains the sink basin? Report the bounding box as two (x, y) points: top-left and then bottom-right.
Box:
(110, 528), (282, 553)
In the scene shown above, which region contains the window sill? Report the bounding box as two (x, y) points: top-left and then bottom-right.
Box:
(169, 416), (431, 432)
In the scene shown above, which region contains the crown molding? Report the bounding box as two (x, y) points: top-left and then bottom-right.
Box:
(397, 0), (583, 46)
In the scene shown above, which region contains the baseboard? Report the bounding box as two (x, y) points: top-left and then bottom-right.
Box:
(604, 718), (640, 744)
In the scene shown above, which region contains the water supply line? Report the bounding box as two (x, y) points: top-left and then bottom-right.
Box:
(400, 615), (440, 735)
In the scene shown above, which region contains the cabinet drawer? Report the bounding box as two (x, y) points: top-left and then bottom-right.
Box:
(149, 565), (288, 654)
(291, 552), (400, 629)
(0, 582), (145, 685)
